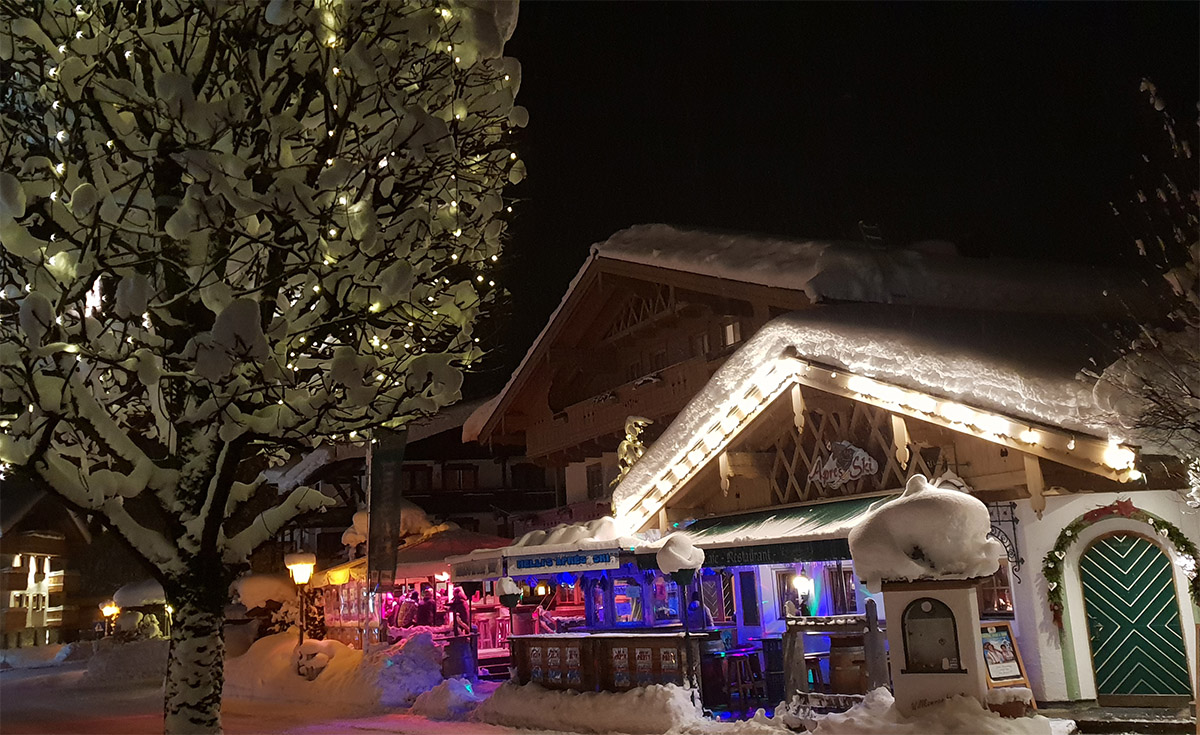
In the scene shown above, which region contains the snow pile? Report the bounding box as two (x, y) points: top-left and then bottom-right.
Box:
(113, 578), (166, 607)
(230, 574), (296, 609)
(497, 576), (521, 596)
(377, 632), (446, 707)
(84, 638), (169, 683)
(0, 643), (71, 672)
(472, 681), (706, 734)
(224, 632), (379, 710)
(657, 534), (705, 574)
(411, 677), (489, 720)
(504, 515), (647, 557)
(986, 687), (1035, 706)
(808, 687), (1054, 734)
(849, 474), (1004, 592)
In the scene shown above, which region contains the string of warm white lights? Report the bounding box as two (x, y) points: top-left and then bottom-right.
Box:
(615, 355), (1144, 534)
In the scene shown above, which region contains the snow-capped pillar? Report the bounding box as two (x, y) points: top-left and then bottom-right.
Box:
(163, 596), (226, 734)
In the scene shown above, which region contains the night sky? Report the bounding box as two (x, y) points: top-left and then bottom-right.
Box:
(467, 2), (1199, 396)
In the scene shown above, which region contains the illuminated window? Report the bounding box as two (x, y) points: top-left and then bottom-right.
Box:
(776, 569), (802, 618)
(650, 575), (680, 623)
(613, 577), (643, 625)
(721, 321), (742, 347)
(977, 559), (1015, 618)
(11, 555), (20, 568)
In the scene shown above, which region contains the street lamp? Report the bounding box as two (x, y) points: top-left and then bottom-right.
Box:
(285, 552), (316, 649)
(99, 600), (119, 636)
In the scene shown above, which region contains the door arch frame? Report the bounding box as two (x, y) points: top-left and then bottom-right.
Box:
(1065, 517), (1196, 703)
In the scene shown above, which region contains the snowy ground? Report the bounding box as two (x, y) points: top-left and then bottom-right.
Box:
(0, 637), (1078, 735)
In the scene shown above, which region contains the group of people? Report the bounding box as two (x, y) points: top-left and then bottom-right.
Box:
(390, 585), (473, 634)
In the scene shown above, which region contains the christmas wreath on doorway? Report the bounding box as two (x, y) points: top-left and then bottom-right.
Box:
(1042, 499), (1199, 628)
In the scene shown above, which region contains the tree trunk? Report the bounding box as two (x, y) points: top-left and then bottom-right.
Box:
(164, 598), (226, 734)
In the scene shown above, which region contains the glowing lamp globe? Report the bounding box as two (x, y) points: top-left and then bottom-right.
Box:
(792, 573), (814, 598)
(285, 553), (317, 585)
(100, 601), (119, 618)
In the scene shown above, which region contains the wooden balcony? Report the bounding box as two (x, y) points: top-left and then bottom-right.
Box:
(44, 607), (63, 625)
(46, 570), (64, 594)
(527, 355), (720, 462)
(2, 569), (28, 591)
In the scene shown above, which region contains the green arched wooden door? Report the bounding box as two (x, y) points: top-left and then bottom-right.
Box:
(1079, 533), (1191, 706)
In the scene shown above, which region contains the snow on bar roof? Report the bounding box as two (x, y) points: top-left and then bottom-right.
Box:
(667, 493), (898, 550)
(612, 304), (1130, 520)
(466, 223), (1138, 443)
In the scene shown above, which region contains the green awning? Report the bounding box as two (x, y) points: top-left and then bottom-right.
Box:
(646, 493), (897, 568)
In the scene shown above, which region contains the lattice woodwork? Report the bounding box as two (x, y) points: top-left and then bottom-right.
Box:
(766, 396), (942, 503)
(603, 285), (671, 340)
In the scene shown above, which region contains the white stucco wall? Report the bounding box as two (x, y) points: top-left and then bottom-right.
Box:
(1012, 490), (1199, 702)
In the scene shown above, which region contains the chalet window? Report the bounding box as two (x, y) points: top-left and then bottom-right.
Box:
(443, 464), (479, 491)
(689, 332), (710, 358)
(721, 321), (742, 347)
(401, 465), (432, 494)
(977, 559), (1015, 619)
(511, 462), (545, 488)
(829, 566), (857, 615)
(586, 464), (606, 499)
(701, 570), (736, 623)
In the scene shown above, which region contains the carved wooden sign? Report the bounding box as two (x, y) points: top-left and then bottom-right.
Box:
(808, 441), (879, 490)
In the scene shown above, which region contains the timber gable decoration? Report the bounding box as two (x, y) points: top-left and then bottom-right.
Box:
(610, 311), (1154, 535)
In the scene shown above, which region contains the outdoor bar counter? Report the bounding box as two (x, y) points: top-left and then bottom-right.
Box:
(509, 631), (703, 692)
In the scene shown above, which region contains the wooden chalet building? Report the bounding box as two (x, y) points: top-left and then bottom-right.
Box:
(466, 223), (1142, 526)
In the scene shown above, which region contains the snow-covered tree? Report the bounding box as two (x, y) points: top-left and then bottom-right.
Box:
(0, 1), (522, 731)
(1092, 80), (1198, 502)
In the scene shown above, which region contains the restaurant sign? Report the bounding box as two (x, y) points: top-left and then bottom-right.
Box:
(808, 441), (879, 490)
(452, 555), (504, 582)
(511, 551), (621, 573)
(699, 539), (851, 568)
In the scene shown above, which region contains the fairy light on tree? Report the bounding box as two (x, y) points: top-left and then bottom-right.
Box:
(0, 1), (524, 731)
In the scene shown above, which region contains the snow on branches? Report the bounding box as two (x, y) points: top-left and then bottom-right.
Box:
(0, 0), (524, 570)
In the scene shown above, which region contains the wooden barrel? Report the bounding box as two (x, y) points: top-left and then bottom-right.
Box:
(829, 645), (867, 694)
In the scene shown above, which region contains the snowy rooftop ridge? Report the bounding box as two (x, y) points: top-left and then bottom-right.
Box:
(596, 224), (1139, 314)
(466, 223), (1142, 443)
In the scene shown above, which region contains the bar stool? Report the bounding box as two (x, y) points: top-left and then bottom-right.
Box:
(745, 652), (769, 701)
(725, 653), (753, 708)
(805, 653), (827, 692)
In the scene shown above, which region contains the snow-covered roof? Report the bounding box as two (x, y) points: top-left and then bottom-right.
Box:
(500, 516), (650, 558)
(660, 493), (898, 551)
(113, 579), (166, 607)
(598, 225), (1134, 313)
(612, 304), (1140, 530)
(466, 223), (1141, 443)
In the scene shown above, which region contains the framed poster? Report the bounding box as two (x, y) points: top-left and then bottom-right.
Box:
(980, 621), (1033, 707)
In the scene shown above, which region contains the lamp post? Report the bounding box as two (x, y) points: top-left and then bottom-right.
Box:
(99, 600), (119, 637)
(285, 552), (316, 650)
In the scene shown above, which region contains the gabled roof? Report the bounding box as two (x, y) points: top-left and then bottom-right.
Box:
(467, 224), (1143, 445)
(612, 305), (1142, 533)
